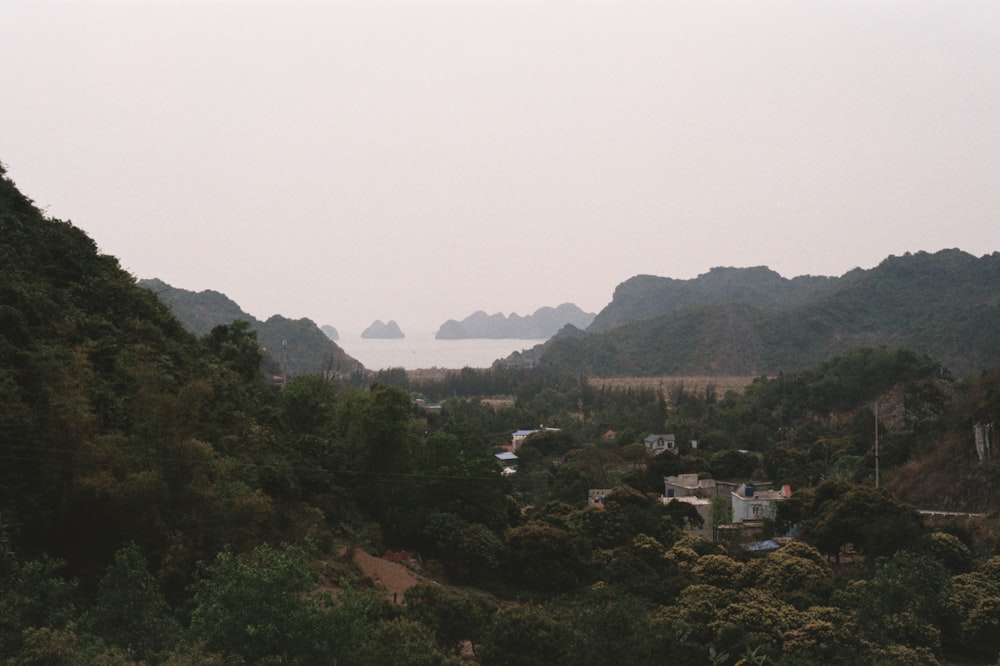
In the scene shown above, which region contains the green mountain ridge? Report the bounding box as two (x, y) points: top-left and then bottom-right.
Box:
(138, 278), (363, 377)
(588, 265), (849, 333)
(532, 250), (1000, 377)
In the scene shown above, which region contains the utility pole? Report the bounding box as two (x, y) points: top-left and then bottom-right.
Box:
(281, 339), (287, 388)
(874, 403), (880, 488)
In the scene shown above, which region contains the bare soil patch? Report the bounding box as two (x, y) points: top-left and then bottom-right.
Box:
(349, 548), (431, 604)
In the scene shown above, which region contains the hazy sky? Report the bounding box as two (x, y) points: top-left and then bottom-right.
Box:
(3, 1), (999, 337)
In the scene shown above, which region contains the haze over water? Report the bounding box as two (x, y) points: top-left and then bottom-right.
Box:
(337, 335), (546, 371)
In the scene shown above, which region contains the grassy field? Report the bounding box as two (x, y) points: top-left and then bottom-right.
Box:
(586, 375), (758, 395)
(407, 369), (759, 397)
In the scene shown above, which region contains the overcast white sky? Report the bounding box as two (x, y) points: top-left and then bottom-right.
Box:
(3, 1), (999, 337)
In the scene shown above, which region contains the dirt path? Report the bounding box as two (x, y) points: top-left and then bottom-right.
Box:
(350, 549), (429, 603)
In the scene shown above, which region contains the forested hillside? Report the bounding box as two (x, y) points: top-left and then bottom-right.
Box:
(537, 250), (1000, 377)
(5, 162), (1000, 665)
(588, 266), (846, 333)
(139, 278), (362, 377)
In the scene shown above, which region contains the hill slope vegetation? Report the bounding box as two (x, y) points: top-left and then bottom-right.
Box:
(139, 278), (362, 377)
(535, 250), (1000, 377)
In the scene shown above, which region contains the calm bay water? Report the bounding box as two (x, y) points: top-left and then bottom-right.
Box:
(337, 335), (547, 371)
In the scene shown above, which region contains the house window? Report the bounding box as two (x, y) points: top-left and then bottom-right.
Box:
(752, 504), (762, 518)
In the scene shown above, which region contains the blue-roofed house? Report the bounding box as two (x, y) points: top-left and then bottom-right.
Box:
(508, 426), (560, 452)
(494, 451), (519, 474)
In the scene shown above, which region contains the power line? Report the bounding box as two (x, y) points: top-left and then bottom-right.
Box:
(0, 443), (509, 485)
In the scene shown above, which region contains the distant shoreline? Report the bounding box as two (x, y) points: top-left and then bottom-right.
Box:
(338, 336), (546, 372)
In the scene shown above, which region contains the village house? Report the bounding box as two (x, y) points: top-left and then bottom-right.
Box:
(661, 474), (733, 541)
(664, 473), (738, 499)
(494, 451), (518, 475)
(730, 482), (791, 523)
(716, 522), (773, 550)
(662, 494), (714, 540)
(507, 426), (560, 452)
(658, 476), (792, 544)
(588, 488), (613, 508)
(643, 433), (678, 456)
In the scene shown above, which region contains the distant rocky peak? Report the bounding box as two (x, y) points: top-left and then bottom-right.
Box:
(436, 303), (596, 339)
(361, 319), (405, 339)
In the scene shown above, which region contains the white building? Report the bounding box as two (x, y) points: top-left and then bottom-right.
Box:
(730, 483), (790, 523)
(643, 433), (678, 456)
